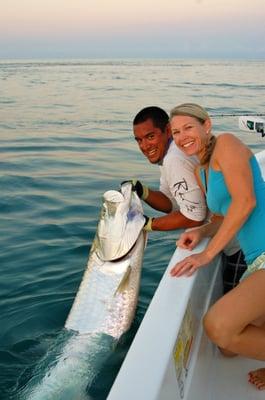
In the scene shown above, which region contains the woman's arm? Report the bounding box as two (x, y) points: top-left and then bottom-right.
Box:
(176, 216), (222, 250)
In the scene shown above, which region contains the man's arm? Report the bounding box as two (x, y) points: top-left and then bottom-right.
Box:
(144, 189), (173, 213)
(151, 210), (203, 231)
(143, 188), (203, 230)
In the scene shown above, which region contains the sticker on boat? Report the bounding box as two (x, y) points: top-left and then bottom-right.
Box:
(173, 301), (194, 399)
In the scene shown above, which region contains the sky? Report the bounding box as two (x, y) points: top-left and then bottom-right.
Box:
(0, 0), (265, 59)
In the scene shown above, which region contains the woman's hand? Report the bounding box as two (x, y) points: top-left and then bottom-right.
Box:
(170, 251), (212, 277)
(176, 228), (203, 250)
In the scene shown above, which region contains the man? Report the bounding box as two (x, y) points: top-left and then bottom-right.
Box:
(131, 106), (207, 231)
(129, 106), (246, 293)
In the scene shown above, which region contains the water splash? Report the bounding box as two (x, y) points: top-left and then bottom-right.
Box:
(16, 330), (116, 400)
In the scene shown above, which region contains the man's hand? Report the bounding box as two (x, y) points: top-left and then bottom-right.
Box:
(121, 179), (149, 200)
(143, 215), (153, 231)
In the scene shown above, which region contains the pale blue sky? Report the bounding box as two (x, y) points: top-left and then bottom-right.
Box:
(1, 0), (264, 59)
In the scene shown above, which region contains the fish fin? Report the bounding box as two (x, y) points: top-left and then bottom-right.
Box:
(115, 266), (132, 295)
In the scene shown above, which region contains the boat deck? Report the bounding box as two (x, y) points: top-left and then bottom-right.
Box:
(187, 333), (265, 400)
(209, 351), (264, 400)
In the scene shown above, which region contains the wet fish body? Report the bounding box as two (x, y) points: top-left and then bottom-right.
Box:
(65, 182), (146, 338)
(65, 231), (146, 338)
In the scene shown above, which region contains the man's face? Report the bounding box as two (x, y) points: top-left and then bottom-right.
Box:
(133, 118), (170, 164)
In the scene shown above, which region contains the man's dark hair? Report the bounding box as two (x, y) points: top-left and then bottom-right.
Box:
(133, 106), (169, 132)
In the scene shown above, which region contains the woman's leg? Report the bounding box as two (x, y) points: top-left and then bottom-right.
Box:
(220, 317), (265, 358)
(203, 270), (265, 360)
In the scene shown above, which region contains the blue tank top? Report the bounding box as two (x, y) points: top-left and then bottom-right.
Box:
(200, 156), (265, 264)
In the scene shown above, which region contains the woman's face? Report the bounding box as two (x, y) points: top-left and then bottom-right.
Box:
(170, 115), (211, 159)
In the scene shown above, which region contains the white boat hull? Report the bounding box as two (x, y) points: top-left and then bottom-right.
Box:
(108, 149), (265, 400)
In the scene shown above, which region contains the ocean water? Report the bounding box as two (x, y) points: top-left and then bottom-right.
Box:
(0, 59), (264, 400)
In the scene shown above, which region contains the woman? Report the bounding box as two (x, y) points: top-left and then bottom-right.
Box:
(169, 103), (265, 390)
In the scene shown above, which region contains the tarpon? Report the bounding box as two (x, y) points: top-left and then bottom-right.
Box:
(18, 182), (146, 400)
(65, 182), (147, 337)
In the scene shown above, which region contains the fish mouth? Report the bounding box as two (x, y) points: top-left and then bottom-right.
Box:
(95, 184), (145, 261)
(105, 238), (138, 262)
(103, 190), (124, 203)
(95, 222), (142, 263)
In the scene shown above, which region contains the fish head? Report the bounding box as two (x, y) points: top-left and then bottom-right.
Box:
(95, 183), (145, 261)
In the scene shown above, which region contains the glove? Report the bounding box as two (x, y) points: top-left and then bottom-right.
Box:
(121, 179), (149, 200)
(143, 215), (153, 232)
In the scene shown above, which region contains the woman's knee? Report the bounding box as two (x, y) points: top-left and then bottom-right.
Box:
(203, 309), (232, 349)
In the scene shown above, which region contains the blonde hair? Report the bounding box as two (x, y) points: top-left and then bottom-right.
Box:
(170, 103), (216, 165)
(170, 103), (209, 122)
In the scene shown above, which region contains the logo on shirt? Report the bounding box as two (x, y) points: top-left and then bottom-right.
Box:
(173, 178), (200, 213)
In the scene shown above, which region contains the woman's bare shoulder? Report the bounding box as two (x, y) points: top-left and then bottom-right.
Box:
(216, 132), (241, 145)
(215, 132), (251, 153)
(213, 133), (252, 167)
